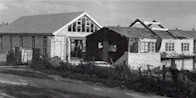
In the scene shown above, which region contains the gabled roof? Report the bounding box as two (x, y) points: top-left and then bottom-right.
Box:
(107, 26), (158, 39)
(0, 11), (101, 35)
(129, 19), (176, 39)
(152, 30), (175, 39)
(169, 30), (196, 39)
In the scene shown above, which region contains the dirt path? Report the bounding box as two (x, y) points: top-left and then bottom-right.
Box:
(0, 72), (168, 98)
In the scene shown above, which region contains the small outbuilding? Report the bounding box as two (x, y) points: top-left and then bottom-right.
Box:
(86, 26), (161, 69)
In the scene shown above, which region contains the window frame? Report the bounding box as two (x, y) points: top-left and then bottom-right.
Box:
(181, 43), (190, 51)
(140, 42), (155, 53)
(67, 15), (99, 32)
(43, 36), (47, 55)
(10, 36), (12, 50)
(20, 36), (23, 48)
(165, 42), (175, 51)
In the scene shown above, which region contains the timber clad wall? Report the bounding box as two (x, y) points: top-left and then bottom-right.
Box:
(0, 35), (51, 56)
(86, 28), (128, 62)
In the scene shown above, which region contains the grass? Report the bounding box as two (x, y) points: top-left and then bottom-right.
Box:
(0, 69), (52, 79)
(40, 70), (123, 88)
(0, 84), (111, 98)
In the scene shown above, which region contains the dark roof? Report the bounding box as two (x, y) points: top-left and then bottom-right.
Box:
(107, 26), (158, 39)
(0, 11), (84, 35)
(169, 30), (196, 39)
(153, 30), (175, 39)
(0, 23), (7, 29)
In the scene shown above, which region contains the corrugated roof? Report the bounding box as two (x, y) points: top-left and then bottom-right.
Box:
(0, 11), (84, 34)
(107, 26), (157, 39)
(169, 30), (196, 39)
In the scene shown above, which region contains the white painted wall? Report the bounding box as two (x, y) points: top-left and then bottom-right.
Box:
(159, 38), (195, 71)
(159, 39), (194, 55)
(114, 52), (161, 70)
(127, 52), (161, 70)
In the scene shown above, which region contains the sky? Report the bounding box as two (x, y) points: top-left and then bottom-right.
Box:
(0, 0), (196, 30)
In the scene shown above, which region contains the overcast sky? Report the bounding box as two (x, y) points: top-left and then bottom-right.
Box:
(0, 0), (196, 30)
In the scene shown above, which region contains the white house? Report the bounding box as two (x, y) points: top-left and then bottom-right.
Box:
(129, 19), (196, 71)
(0, 11), (102, 63)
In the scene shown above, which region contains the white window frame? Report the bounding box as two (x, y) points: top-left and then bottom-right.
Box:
(67, 15), (99, 32)
(140, 42), (155, 53)
(165, 43), (174, 51)
(181, 43), (189, 51)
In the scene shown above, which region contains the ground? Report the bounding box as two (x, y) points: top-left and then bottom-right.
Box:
(0, 66), (169, 98)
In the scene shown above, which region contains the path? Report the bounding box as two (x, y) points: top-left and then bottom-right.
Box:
(0, 72), (169, 98)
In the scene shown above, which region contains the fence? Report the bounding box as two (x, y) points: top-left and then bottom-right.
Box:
(7, 47), (41, 65)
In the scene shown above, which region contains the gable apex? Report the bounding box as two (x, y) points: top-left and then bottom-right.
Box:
(53, 12), (102, 35)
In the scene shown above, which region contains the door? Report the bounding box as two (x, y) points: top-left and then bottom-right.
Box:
(54, 41), (62, 58)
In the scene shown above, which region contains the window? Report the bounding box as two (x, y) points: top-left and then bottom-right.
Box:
(67, 15), (99, 32)
(32, 36), (35, 48)
(165, 43), (174, 51)
(140, 42), (155, 53)
(43, 36), (47, 55)
(194, 40), (196, 53)
(148, 42), (155, 52)
(0, 35), (3, 51)
(109, 45), (117, 52)
(70, 39), (85, 58)
(20, 36), (23, 48)
(181, 43), (189, 51)
(10, 36), (12, 50)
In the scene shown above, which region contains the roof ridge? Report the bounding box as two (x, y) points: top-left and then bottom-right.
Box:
(21, 11), (85, 17)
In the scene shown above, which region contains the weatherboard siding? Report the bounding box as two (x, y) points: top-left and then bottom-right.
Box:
(0, 35), (51, 56)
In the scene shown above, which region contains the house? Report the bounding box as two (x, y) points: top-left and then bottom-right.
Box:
(86, 19), (196, 71)
(129, 19), (195, 71)
(168, 30), (196, 70)
(0, 11), (102, 63)
(86, 26), (161, 70)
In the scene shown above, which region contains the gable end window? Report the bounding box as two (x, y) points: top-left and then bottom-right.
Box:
(67, 15), (99, 32)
